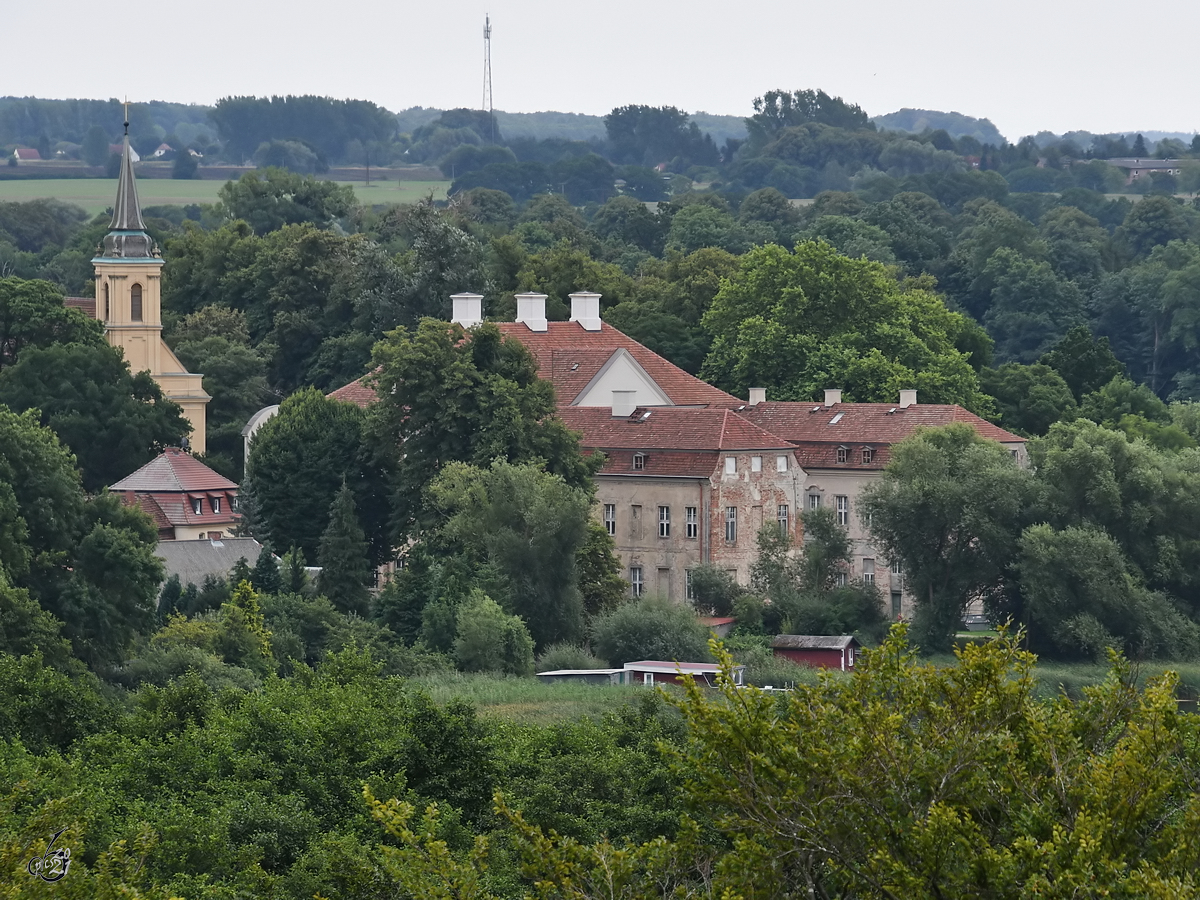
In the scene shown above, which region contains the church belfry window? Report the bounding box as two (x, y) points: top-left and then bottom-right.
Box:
(131, 283), (143, 322)
(102, 282), (109, 321)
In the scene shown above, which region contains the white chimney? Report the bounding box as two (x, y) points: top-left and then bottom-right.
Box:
(569, 291), (602, 331)
(450, 292), (483, 328)
(748, 387), (767, 405)
(612, 390), (637, 417)
(824, 389), (842, 406)
(899, 389), (917, 408)
(514, 292), (548, 332)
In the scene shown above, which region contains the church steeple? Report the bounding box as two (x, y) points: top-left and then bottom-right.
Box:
(100, 103), (156, 259)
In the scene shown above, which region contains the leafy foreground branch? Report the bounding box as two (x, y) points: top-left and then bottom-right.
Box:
(367, 626), (1200, 899)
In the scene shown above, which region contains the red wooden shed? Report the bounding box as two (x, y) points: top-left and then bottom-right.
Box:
(771, 635), (861, 670)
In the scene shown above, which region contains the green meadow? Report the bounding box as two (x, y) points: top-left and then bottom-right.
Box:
(0, 177), (449, 215)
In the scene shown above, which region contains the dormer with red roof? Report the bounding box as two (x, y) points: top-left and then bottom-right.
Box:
(111, 448), (239, 541)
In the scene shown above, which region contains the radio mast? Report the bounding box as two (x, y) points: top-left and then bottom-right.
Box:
(483, 14), (495, 143)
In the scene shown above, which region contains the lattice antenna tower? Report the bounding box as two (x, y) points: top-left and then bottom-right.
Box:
(482, 14), (495, 143)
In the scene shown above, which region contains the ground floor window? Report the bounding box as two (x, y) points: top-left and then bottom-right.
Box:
(630, 566), (643, 597)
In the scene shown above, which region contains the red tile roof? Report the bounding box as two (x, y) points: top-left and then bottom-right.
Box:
(14, 148), (40, 160)
(327, 372), (378, 408)
(110, 448), (237, 492)
(132, 494), (173, 533)
(496, 321), (739, 408)
(64, 296), (96, 317)
(559, 406), (795, 452)
(739, 402), (1023, 446)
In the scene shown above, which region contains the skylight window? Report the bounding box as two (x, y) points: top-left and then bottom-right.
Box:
(829, 412), (845, 424)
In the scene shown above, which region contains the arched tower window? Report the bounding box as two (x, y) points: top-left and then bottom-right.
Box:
(131, 283), (143, 322)
(102, 282), (109, 321)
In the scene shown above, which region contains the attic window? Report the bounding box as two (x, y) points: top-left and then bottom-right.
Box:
(211, 496), (221, 514)
(829, 412), (844, 424)
(191, 497), (203, 515)
(633, 453), (645, 470)
(862, 447), (873, 464)
(837, 446), (848, 464)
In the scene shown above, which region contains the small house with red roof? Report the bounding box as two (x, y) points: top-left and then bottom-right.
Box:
(12, 148), (41, 162)
(110, 448), (239, 541)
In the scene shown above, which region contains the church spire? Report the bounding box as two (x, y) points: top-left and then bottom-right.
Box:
(98, 101), (156, 260)
(109, 102), (145, 232)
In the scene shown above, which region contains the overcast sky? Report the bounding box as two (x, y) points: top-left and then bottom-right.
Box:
(9, 0), (1199, 141)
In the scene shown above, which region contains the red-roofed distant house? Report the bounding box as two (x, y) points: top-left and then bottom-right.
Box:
(324, 291), (1026, 615)
(12, 148), (40, 162)
(110, 448), (239, 541)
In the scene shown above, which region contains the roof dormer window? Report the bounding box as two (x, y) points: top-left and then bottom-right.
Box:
(191, 497), (203, 515)
(837, 446), (848, 464)
(633, 453), (645, 470)
(211, 496), (221, 514)
(862, 447), (873, 464)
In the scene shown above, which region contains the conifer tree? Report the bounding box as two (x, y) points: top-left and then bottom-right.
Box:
(230, 556), (253, 587)
(251, 543), (282, 595)
(282, 545), (308, 594)
(158, 574), (182, 620)
(317, 482), (372, 615)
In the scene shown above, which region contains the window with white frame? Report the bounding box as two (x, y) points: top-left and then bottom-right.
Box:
(778, 503), (789, 534)
(685, 569), (695, 601)
(751, 456), (762, 472)
(809, 493), (822, 510)
(724, 456), (736, 475)
(604, 503), (616, 536)
(630, 566), (644, 596)
(633, 453), (645, 470)
(836, 571), (847, 587)
(686, 506), (698, 538)
(776, 455), (788, 472)
(212, 496), (221, 514)
(863, 558), (875, 584)
(658, 506), (670, 538)
(191, 497), (203, 515)
(725, 506), (737, 543)
(862, 447), (873, 464)
(837, 446), (848, 463)
(835, 495), (849, 526)
(891, 558), (902, 575)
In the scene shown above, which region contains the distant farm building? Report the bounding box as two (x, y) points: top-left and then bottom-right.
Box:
(772, 635), (861, 670)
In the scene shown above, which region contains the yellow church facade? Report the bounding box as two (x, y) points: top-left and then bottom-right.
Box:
(91, 127), (210, 452)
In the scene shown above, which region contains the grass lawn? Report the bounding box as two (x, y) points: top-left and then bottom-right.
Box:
(0, 178), (448, 216)
(407, 672), (658, 724)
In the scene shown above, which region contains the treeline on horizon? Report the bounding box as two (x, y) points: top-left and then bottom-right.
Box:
(4, 90), (1200, 195)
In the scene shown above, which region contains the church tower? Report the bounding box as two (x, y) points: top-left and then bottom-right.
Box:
(92, 108), (210, 452)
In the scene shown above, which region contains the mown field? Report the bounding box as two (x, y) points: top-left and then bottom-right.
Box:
(0, 177), (449, 215)
(406, 652), (1200, 725)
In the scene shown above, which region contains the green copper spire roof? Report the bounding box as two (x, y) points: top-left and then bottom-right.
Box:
(99, 111), (158, 260)
(109, 131), (145, 232)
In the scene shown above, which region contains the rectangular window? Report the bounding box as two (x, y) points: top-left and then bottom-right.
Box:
(604, 503), (616, 536)
(809, 493), (822, 510)
(685, 569), (695, 601)
(776, 455), (788, 472)
(685, 507), (698, 539)
(836, 571), (847, 587)
(630, 566), (643, 597)
(658, 506), (671, 538)
(212, 496), (221, 514)
(751, 456), (762, 472)
(836, 495), (849, 526)
(633, 453), (645, 470)
(191, 497), (203, 515)
(725, 506), (737, 543)
(891, 559), (902, 575)
(862, 447), (873, 464)
(863, 558), (875, 585)
(777, 503), (789, 534)
(724, 456), (736, 475)
(837, 446), (848, 464)
(891, 591), (903, 618)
